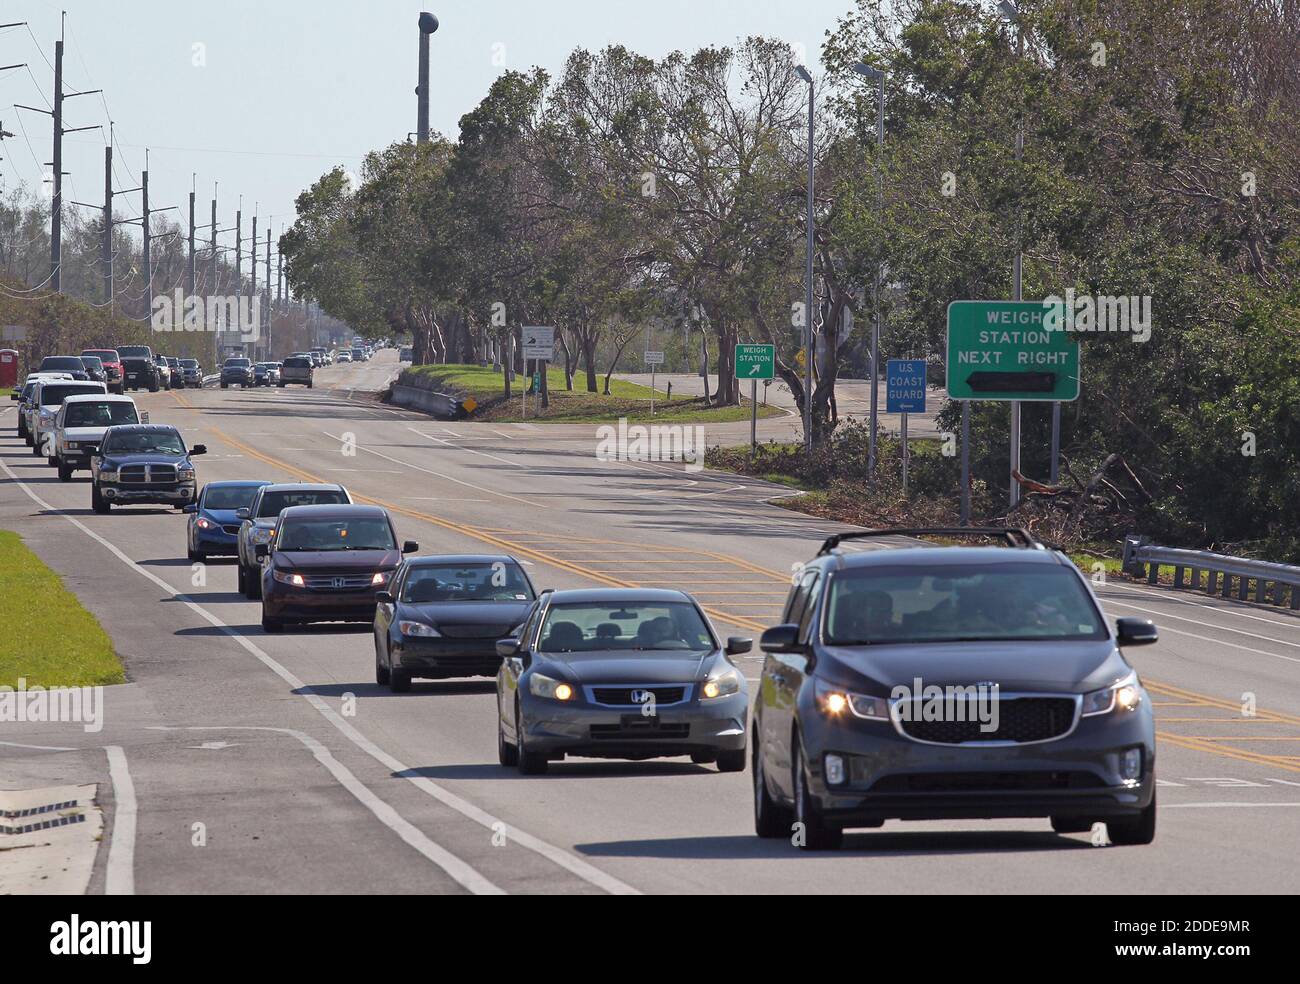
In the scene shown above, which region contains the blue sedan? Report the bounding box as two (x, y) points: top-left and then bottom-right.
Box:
(183, 480), (272, 561)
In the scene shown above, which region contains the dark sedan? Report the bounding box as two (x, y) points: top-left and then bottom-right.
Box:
(496, 588), (751, 774)
(752, 528), (1158, 850)
(257, 504), (417, 632)
(373, 554), (536, 692)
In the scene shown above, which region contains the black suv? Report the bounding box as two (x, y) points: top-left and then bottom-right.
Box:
(752, 528), (1158, 850)
(90, 424), (206, 513)
(117, 345), (160, 392)
(220, 357), (254, 388)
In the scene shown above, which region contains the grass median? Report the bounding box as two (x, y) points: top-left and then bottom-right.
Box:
(0, 529), (125, 688)
(399, 363), (785, 424)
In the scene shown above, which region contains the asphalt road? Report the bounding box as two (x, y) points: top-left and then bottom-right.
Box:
(3, 349), (1298, 894)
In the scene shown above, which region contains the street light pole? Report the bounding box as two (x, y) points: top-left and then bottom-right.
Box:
(795, 65), (815, 453)
(1001, 0), (1024, 510)
(853, 63), (885, 480)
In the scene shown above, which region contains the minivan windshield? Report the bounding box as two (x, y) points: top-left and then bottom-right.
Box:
(823, 563), (1107, 645)
(537, 602), (714, 653)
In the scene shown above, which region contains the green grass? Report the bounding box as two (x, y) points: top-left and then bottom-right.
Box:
(0, 530), (125, 688)
(400, 363), (785, 424)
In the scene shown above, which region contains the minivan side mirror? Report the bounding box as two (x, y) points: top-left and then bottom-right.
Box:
(725, 636), (753, 655)
(1115, 617), (1158, 646)
(760, 624), (803, 653)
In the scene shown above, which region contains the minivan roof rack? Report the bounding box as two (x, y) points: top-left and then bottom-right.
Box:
(817, 527), (1042, 556)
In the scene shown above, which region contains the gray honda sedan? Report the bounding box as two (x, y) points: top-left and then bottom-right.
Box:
(496, 588), (751, 774)
(754, 528), (1158, 850)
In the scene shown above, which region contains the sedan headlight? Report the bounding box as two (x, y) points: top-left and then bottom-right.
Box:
(398, 620), (441, 637)
(529, 673), (574, 701)
(272, 570), (305, 587)
(195, 517), (214, 530)
(814, 678), (890, 721)
(702, 667), (742, 700)
(1082, 670), (1143, 716)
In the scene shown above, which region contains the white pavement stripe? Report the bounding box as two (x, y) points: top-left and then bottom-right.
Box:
(0, 452), (636, 896)
(104, 745), (136, 896)
(147, 727), (503, 895)
(1161, 802), (1300, 809)
(320, 430), (546, 508)
(1100, 598), (1300, 665)
(1103, 580), (1300, 634)
(406, 426), (525, 469)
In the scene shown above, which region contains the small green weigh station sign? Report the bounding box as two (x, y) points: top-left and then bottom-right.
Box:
(946, 300), (1080, 402)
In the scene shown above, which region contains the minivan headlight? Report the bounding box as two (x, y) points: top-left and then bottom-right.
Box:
(814, 678), (889, 720)
(1082, 670), (1143, 716)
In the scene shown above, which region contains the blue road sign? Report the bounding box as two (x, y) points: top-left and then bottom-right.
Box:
(887, 359), (927, 414)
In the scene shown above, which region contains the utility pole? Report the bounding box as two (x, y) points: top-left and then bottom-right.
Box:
(795, 65), (815, 452)
(187, 189), (196, 302)
(102, 146), (112, 305)
(15, 32), (100, 293)
(234, 208), (241, 296)
(416, 13), (439, 143)
(264, 228), (271, 354)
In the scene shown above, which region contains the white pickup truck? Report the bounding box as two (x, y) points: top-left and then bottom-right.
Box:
(52, 393), (146, 481)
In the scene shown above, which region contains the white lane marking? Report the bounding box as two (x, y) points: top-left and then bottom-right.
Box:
(320, 430), (545, 508)
(490, 429), (514, 439)
(104, 745), (136, 896)
(0, 451), (635, 895)
(0, 740), (77, 751)
(404, 497), (490, 502)
(148, 726), (502, 894)
(405, 426), (525, 469)
(1101, 579), (1300, 633)
(1100, 598), (1300, 665)
(1161, 802), (1300, 809)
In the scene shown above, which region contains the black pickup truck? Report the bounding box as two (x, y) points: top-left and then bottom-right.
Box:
(90, 424), (206, 513)
(116, 345), (161, 392)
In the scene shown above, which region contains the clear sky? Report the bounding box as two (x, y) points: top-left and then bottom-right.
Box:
(1, 0), (859, 249)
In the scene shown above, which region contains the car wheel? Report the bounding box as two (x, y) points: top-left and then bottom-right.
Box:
(149, 382), (159, 392)
(497, 711), (519, 767)
(247, 570), (262, 600)
(374, 638), (391, 685)
(389, 667), (411, 693)
(261, 613), (283, 633)
(57, 461), (73, 482)
(1050, 816), (1093, 834)
(753, 733), (794, 838)
(717, 749), (746, 773)
(277, 381), (285, 388)
(792, 735), (842, 850)
(236, 564), (247, 594)
(516, 699), (548, 775)
(91, 484), (110, 514)
(307, 381), (313, 389)
(17, 418), (27, 438)
(47, 455), (58, 467)
(1106, 789), (1156, 846)
(187, 546), (203, 562)
(32, 439), (43, 457)
(221, 382), (228, 389)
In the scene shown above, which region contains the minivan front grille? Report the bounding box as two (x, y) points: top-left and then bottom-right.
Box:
(896, 696), (1078, 744)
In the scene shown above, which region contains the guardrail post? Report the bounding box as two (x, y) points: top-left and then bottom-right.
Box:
(1222, 574), (1233, 598)
(1238, 576), (1249, 601)
(1190, 568), (1201, 590)
(1255, 578), (1266, 603)
(1291, 586), (1300, 610)
(1207, 570), (1218, 595)
(1146, 563), (1158, 585)
(1173, 566), (1185, 589)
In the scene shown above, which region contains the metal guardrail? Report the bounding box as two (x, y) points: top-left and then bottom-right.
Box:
(1122, 535), (1300, 609)
(389, 382), (469, 420)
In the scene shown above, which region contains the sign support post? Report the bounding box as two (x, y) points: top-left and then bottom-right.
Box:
(887, 358), (927, 499)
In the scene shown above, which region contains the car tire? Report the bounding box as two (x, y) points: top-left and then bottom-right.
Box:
(374, 639), (391, 685)
(17, 417), (27, 438)
(717, 749), (746, 773)
(246, 569), (262, 600)
(32, 439), (43, 456)
(47, 455), (58, 467)
(497, 713), (519, 767)
(261, 613), (283, 633)
(221, 382), (228, 389)
(307, 381), (313, 389)
(792, 735), (842, 850)
(389, 668), (411, 693)
(1050, 816), (1093, 835)
(753, 734), (794, 838)
(57, 461), (73, 482)
(516, 699), (548, 775)
(236, 564), (247, 594)
(1106, 789), (1156, 846)
(91, 484), (110, 514)
(187, 546), (203, 562)
(149, 382), (159, 393)
(277, 382), (285, 388)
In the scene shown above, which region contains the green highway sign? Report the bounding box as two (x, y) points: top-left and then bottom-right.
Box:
(735, 343), (775, 380)
(946, 300), (1080, 401)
